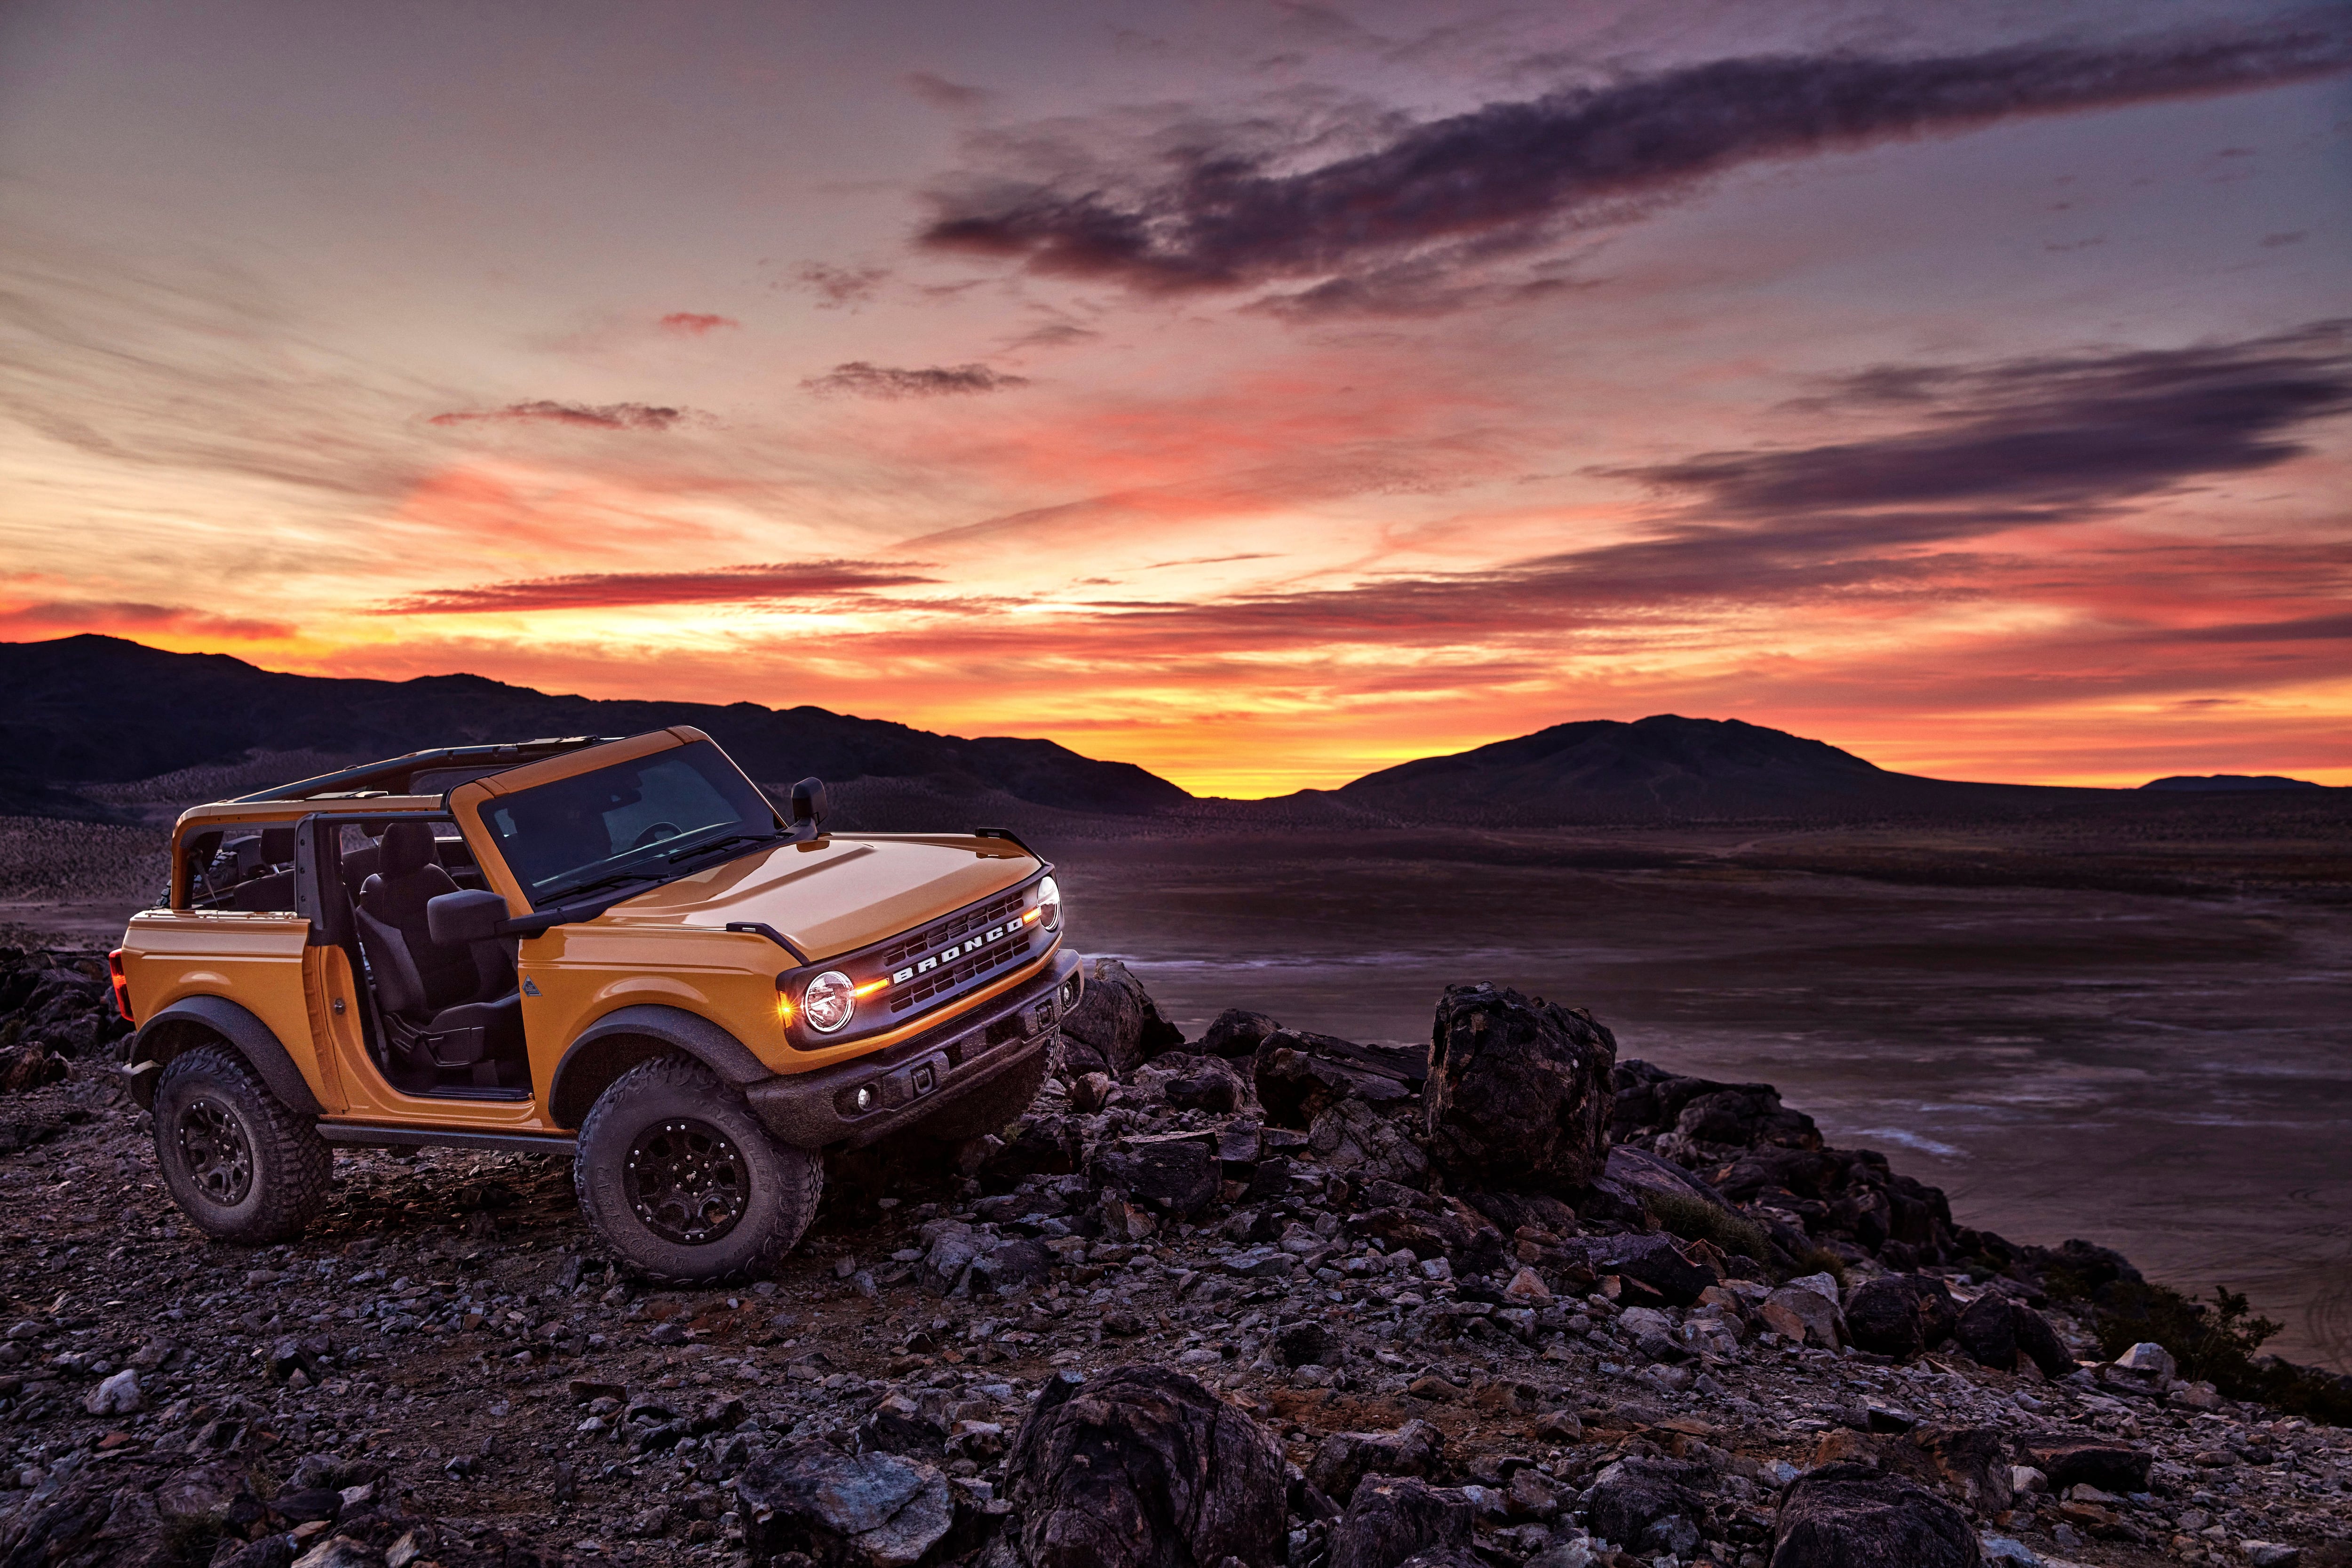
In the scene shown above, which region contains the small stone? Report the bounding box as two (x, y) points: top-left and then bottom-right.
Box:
(1502, 1267), (1551, 1303)
(83, 1368), (140, 1416)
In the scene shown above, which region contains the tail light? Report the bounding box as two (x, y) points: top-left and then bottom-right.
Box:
(107, 949), (135, 1025)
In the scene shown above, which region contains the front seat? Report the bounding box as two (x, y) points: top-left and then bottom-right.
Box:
(353, 822), (522, 1082)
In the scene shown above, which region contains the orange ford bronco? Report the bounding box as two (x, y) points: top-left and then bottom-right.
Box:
(109, 727), (1078, 1280)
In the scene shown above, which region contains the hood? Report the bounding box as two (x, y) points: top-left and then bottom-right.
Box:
(593, 832), (1039, 960)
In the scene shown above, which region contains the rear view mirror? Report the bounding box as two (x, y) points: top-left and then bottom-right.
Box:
(790, 777), (829, 828)
(427, 889), (509, 946)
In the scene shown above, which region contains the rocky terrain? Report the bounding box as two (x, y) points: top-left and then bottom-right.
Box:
(1, 947), (2348, 1568)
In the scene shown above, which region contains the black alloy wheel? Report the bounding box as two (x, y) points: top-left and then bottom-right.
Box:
(623, 1117), (749, 1245)
(176, 1097), (254, 1206)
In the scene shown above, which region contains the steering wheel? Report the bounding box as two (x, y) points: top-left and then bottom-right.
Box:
(630, 821), (681, 849)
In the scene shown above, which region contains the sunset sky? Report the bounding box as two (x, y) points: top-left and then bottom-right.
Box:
(1, 1), (2346, 796)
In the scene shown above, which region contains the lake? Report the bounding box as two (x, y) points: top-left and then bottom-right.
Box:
(1051, 830), (2352, 1371)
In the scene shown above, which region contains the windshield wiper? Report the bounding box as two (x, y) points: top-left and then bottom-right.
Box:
(538, 867), (667, 904)
(666, 831), (783, 865)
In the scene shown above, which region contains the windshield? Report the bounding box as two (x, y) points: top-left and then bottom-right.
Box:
(482, 740), (781, 907)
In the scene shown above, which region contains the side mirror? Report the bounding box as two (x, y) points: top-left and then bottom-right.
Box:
(427, 888), (509, 946)
(790, 777), (829, 828)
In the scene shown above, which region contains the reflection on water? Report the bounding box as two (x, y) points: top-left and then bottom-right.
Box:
(1053, 836), (2352, 1370)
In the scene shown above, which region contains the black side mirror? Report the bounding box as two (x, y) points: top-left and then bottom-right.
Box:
(790, 777), (829, 829)
(427, 888), (509, 946)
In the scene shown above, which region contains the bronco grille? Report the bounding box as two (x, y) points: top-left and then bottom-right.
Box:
(880, 888), (1027, 971)
(887, 926), (1036, 1014)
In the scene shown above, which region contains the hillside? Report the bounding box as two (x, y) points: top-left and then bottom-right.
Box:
(0, 635), (1189, 818)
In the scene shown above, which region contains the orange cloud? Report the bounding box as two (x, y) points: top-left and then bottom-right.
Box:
(658, 312), (739, 335)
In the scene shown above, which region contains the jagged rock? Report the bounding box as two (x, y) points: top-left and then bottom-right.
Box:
(2008, 1302), (2075, 1379)
(82, 1367), (139, 1415)
(1673, 1086), (1823, 1150)
(1254, 1030), (1419, 1130)
(1158, 1055), (1248, 1114)
(1459, 1190), (1580, 1238)
(1424, 984), (1615, 1194)
(1586, 1457), (1708, 1560)
(1090, 1131), (1219, 1218)
(970, 1238), (1053, 1292)
(1843, 1277), (1931, 1358)
(1306, 1419), (1446, 1505)
(1002, 1366), (1286, 1568)
(1309, 1098), (1429, 1186)
(1953, 1293), (2018, 1369)
(1561, 1232), (1717, 1307)
(735, 1441), (954, 1567)
(1907, 1425), (2014, 1517)
(1060, 958), (1185, 1076)
(1200, 1008), (1283, 1059)
(1770, 1462), (1978, 1568)
(1585, 1144), (1740, 1227)
(1273, 1321), (1338, 1368)
(2106, 1341), (2177, 1387)
(1328, 1475), (1472, 1568)
(1353, 1199), (1506, 1275)
(1759, 1284), (1843, 1349)
(2016, 1434), (2151, 1494)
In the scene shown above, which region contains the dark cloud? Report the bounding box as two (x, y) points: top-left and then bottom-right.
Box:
(802, 361), (1031, 399)
(920, 27), (2351, 304)
(906, 71), (994, 109)
(1608, 322), (2352, 525)
(428, 401), (688, 431)
(659, 312), (738, 335)
(785, 262), (889, 309)
(375, 562), (936, 615)
(2163, 612), (2352, 643)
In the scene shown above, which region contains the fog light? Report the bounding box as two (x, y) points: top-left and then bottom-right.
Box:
(854, 1083), (877, 1112)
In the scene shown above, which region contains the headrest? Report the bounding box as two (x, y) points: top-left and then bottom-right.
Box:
(379, 820), (439, 877)
(258, 826), (297, 866)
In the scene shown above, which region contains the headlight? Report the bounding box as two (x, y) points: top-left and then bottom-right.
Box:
(1035, 875), (1062, 931)
(801, 970), (857, 1033)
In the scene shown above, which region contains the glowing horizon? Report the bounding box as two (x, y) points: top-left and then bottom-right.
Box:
(2, 1), (2346, 799)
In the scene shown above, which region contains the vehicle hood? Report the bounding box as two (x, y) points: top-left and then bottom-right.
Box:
(594, 833), (1039, 960)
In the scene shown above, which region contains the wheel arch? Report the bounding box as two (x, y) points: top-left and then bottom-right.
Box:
(547, 1004), (771, 1130)
(126, 996), (324, 1116)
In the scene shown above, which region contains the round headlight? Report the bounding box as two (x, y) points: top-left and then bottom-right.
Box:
(1035, 875), (1062, 931)
(801, 970), (857, 1033)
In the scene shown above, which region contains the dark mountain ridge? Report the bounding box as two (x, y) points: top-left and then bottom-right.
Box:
(0, 636), (1187, 818)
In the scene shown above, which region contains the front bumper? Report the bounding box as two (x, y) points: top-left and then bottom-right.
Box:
(746, 946), (1081, 1149)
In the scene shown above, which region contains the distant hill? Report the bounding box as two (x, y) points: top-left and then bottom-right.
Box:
(2141, 774), (2324, 793)
(1321, 714), (2094, 824)
(0, 636), (1189, 818)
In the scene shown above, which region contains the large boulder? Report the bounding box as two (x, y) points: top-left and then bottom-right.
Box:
(1952, 1293), (2017, 1370)
(732, 1442), (954, 1567)
(1089, 1132), (1220, 1219)
(1586, 1457), (1709, 1560)
(1907, 1426), (2014, 1518)
(2016, 1434), (2151, 1494)
(1770, 1463), (1979, 1568)
(1307, 1420), (1446, 1506)
(1309, 1098), (1430, 1187)
(1200, 1008), (1283, 1059)
(1060, 958), (1185, 1076)
(1560, 1232), (1717, 1307)
(1253, 1030), (1420, 1130)
(1002, 1366), (1287, 1568)
(2009, 1303), (2076, 1379)
(1352, 1199), (1507, 1276)
(1842, 1275), (1958, 1360)
(1759, 1284), (1844, 1349)
(1424, 984), (1615, 1194)
(1327, 1476), (1472, 1568)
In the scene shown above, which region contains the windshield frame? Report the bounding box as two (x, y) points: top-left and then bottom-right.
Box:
(468, 736), (787, 910)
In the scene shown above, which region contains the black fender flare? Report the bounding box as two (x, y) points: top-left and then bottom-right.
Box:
(124, 996), (324, 1116)
(546, 1003), (772, 1130)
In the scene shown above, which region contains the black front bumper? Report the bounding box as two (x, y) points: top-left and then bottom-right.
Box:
(745, 946), (1081, 1149)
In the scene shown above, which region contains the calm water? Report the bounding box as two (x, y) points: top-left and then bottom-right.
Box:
(1052, 835), (2352, 1370)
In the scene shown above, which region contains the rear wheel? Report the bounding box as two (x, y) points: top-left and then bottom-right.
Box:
(574, 1056), (821, 1282)
(152, 1043), (331, 1244)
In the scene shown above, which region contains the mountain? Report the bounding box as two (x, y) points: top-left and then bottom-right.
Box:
(1323, 714), (2082, 823)
(0, 636), (1190, 817)
(2141, 774), (2324, 793)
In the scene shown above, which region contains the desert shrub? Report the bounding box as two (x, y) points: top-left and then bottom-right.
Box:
(1642, 1189), (1773, 1266)
(2094, 1281), (2352, 1426)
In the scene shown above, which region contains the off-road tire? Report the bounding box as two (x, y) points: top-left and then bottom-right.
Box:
(574, 1056), (821, 1283)
(914, 1037), (1058, 1142)
(152, 1043), (332, 1244)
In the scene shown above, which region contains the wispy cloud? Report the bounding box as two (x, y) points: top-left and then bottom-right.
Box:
(375, 561), (936, 615)
(784, 262), (889, 310)
(428, 401), (690, 430)
(921, 26), (2352, 311)
(802, 361), (1030, 399)
(0, 598), (292, 641)
(658, 312), (738, 335)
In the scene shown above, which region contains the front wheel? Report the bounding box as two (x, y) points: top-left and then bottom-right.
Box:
(573, 1056), (821, 1282)
(152, 1043), (332, 1244)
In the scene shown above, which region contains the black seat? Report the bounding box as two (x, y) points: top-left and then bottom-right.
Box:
(354, 822), (522, 1082)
